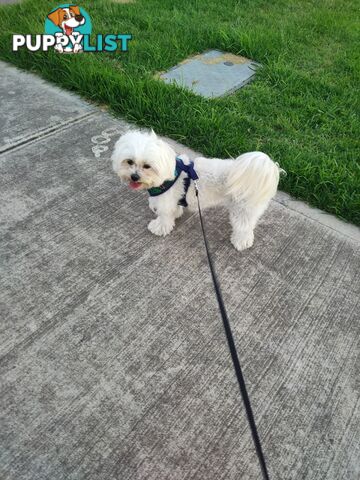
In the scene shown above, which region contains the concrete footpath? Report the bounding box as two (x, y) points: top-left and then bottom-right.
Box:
(0, 61), (359, 480)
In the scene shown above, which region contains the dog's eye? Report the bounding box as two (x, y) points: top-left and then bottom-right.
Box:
(143, 164), (151, 169)
(127, 159), (134, 165)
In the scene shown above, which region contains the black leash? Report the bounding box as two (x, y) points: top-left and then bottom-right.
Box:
(194, 181), (270, 480)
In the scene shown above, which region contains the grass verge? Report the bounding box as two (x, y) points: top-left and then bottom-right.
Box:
(0, 0), (359, 224)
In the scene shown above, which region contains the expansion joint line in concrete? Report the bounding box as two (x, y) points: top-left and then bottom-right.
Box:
(0, 111), (98, 156)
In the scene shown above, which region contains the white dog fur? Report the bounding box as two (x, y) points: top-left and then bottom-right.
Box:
(112, 130), (282, 251)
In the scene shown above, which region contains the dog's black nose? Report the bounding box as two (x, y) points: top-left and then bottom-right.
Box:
(131, 173), (140, 182)
(75, 14), (84, 22)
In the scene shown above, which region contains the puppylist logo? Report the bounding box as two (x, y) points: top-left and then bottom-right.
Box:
(12, 4), (132, 54)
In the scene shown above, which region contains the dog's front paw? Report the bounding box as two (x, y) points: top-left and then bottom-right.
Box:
(148, 218), (174, 237)
(231, 231), (254, 251)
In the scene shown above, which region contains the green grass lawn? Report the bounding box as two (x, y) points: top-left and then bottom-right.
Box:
(0, 0), (359, 224)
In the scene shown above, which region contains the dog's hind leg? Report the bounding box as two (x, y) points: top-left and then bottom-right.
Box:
(228, 201), (269, 251)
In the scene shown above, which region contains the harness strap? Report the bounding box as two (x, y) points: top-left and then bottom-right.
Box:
(178, 159), (198, 207)
(148, 157), (199, 207)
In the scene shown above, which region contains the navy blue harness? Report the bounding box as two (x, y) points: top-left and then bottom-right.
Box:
(147, 157), (199, 207)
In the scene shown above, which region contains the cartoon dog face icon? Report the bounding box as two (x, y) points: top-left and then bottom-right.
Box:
(47, 6), (86, 53)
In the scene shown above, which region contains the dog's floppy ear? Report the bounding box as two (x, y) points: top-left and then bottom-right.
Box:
(69, 5), (81, 16)
(47, 8), (63, 26)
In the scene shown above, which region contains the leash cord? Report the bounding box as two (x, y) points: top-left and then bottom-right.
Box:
(194, 183), (270, 480)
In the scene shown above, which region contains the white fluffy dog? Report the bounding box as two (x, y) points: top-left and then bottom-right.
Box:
(112, 130), (282, 251)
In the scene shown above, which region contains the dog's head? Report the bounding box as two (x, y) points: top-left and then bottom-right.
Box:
(112, 130), (176, 190)
(47, 6), (85, 35)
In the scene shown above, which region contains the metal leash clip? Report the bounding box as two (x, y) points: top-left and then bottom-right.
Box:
(193, 179), (199, 195)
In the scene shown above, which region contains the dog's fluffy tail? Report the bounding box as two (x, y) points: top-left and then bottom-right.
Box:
(226, 152), (284, 205)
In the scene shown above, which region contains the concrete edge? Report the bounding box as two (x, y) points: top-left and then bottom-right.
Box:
(273, 192), (360, 244)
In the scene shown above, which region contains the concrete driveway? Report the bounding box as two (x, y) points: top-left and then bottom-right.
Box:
(0, 62), (359, 480)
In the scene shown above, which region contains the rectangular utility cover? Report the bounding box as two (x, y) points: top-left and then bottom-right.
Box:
(159, 50), (260, 98)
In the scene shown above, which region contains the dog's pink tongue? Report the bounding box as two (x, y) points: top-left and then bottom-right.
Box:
(129, 181), (141, 190)
(65, 25), (73, 36)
